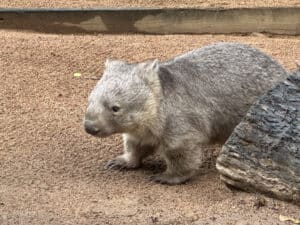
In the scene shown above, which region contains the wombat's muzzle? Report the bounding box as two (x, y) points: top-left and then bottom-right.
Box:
(84, 120), (100, 135)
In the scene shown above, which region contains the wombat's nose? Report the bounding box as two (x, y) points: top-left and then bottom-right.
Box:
(84, 121), (100, 135)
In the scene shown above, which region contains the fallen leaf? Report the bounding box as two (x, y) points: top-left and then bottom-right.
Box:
(73, 72), (81, 77)
(279, 215), (300, 224)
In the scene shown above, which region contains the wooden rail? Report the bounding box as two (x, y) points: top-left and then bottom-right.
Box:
(0, 7), (299, 34)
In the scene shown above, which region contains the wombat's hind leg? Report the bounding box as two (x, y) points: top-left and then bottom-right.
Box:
(150, 171), (195, 185)
(150, 147), (202, 185)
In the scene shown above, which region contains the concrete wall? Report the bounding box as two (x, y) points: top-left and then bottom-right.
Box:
(0, 8), (299, 35)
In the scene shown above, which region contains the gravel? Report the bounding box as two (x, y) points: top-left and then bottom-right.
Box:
(0, 30), (299, 224)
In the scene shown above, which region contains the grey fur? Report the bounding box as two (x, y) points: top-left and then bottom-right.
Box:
(84, 42), (288, 184)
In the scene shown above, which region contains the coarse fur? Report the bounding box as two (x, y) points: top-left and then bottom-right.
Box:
(84, 42), (288, 185)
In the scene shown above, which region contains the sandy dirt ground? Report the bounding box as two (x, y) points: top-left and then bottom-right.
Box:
(1, 0), (300, 8)
(0, 30), (299, 225)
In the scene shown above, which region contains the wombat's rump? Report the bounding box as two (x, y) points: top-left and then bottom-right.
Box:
(84, 42), (288, 184)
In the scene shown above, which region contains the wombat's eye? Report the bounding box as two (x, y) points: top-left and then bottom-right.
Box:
(111, 106), (120, 112)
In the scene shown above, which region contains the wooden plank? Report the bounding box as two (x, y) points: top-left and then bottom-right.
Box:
(0, 8), (299, 34)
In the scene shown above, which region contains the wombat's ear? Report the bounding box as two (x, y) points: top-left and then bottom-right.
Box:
(139, 59), (160, 86)
(105, 58), (113, 67)
(104, 58), (126, 68)
(296, 60), (300, 69)
(149, 59), (159, 72)
(140, 59), (159, 73)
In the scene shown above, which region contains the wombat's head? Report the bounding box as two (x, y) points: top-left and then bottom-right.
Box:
(84, 59), (159, 137)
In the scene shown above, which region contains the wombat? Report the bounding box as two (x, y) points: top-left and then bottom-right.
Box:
(84, 42), (288, 185)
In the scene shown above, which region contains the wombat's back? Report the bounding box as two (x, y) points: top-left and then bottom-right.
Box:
(159, 42), (288, 143)
(162, 42), (286, 96)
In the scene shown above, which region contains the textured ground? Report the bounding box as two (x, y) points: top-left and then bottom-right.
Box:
(0, 31), (300, 224)
(1, 0), (300, 8)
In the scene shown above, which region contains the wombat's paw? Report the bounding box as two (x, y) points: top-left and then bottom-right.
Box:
(150, 173), (190, 185)
(105, 156), (140, 170)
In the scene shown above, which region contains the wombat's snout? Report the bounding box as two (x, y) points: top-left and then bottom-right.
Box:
(84, 112), (113, 137)
(84, 120), (100, 135)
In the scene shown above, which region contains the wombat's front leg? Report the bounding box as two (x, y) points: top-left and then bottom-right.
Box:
(105, 134), (155, 170)
(151, 147), (202, 185)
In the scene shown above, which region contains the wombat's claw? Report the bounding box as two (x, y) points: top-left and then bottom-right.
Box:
(150, 174), (176, 185)
(150, 175), (169, 184)
(105, 157), (140, 170)
(150, 174), (190, 185)
(105, 159), (126, 170)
